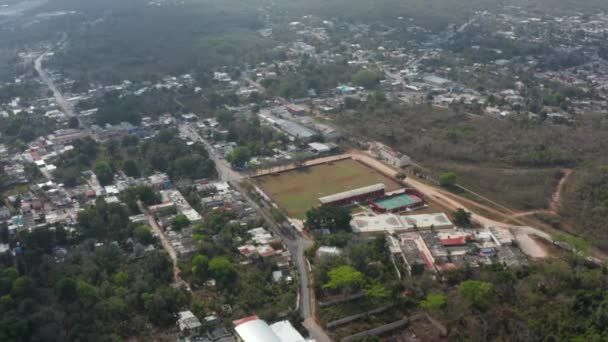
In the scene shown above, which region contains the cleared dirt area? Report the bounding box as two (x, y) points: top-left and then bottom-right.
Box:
(256, 159), (402, 219)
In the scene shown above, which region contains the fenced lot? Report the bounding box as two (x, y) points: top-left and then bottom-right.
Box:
(256, 158), (402, 219)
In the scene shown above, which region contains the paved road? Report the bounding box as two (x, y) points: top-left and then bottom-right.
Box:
(179, 125), (242, 182)
(34, 46), (78, 120)
(179, 124), (331, 341)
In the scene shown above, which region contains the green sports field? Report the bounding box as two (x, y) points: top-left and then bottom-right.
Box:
(255, 159), (402, 219)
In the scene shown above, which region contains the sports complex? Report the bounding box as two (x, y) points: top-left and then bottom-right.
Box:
(255, 158), (402, 218)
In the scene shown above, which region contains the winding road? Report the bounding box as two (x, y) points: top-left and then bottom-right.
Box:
(179, 124), (331, 342)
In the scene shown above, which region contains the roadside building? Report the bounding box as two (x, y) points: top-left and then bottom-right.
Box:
(370, 143), (411, 168)
(308, 142), (335, 154)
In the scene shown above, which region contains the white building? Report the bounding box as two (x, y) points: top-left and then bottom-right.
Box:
(308, 142), (331, 154)
(233, 315), (311, 342)
(316, 246), (343, 258)
(350, 213), (453, 234)
(371, 142), (411, 168)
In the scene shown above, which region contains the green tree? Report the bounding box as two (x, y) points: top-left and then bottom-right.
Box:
(305, 206), (352, 232)
(122, 185), (161, 211)
(55, 278), (78, 302)
(122, 159), (141, 178)
(396, 172), (407, 181)
(352, 69), (381, 89)
(170, 214), (191, 231)
(458, 280), (494, 310)
(2, 268), (18, 282)
(191, 254), (209, 281)
(11, 277), (32, 298)
(323, 265), (364, 292)
(419, 293), (446, 311)
(133, 225), (155, 245)
(94, 161), (114, 186)
(209, 257), (237, 285)
(453, 208), (472, 227)
(113, 272), (130, 287)
(439, 172), (457, 187)
(228, 146), (251, 167)
(365, 282), (388, 302)
(143, 251), (173, 282)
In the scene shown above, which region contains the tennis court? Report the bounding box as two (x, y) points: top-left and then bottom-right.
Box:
(373, 194), (423, 211)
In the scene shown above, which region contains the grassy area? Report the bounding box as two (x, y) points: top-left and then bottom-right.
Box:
(432, 162), (562, 211)
(256, 159), (402, 219)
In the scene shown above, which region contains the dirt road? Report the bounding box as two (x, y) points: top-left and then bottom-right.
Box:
(549, 169), (573, 213)
(139, 202), (181, 284)
(509, 169), (573, 219)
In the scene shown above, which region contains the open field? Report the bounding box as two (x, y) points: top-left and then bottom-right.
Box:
(431, 162), (562, 211)
(256, 159), (402, 218)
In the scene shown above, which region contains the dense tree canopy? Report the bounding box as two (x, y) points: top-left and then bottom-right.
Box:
(93, 161), (114, 186)
(351, 69), (382, 89)
(306, 206), (353, 232)
(208, 257), (237, 286)
(170, 214), (191, 231)
(0, 222), (183, 341)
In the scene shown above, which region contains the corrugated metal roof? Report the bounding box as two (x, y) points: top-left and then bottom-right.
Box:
(319, 183), (385, 204)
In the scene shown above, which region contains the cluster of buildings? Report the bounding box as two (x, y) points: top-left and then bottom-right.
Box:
(350, 212), (452, 234)
(262, 105), (340, 142)
(387, 226), (528, 275)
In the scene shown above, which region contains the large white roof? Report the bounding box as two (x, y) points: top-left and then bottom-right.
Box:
(236, 318), (282, 342)
(351, 213), (453, 233)
(270, 320), (307, 342)
(319, 183), (385, 205)
(234, 316), (307, 342)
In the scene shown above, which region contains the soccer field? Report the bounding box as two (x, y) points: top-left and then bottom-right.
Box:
(255, 159), (402, 219)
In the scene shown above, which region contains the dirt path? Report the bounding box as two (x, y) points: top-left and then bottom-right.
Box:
(138, 201), (181, 284)
(147, 214), (180, 283)
(508, 168), (573, 219)
(549, 169), (572, 213)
